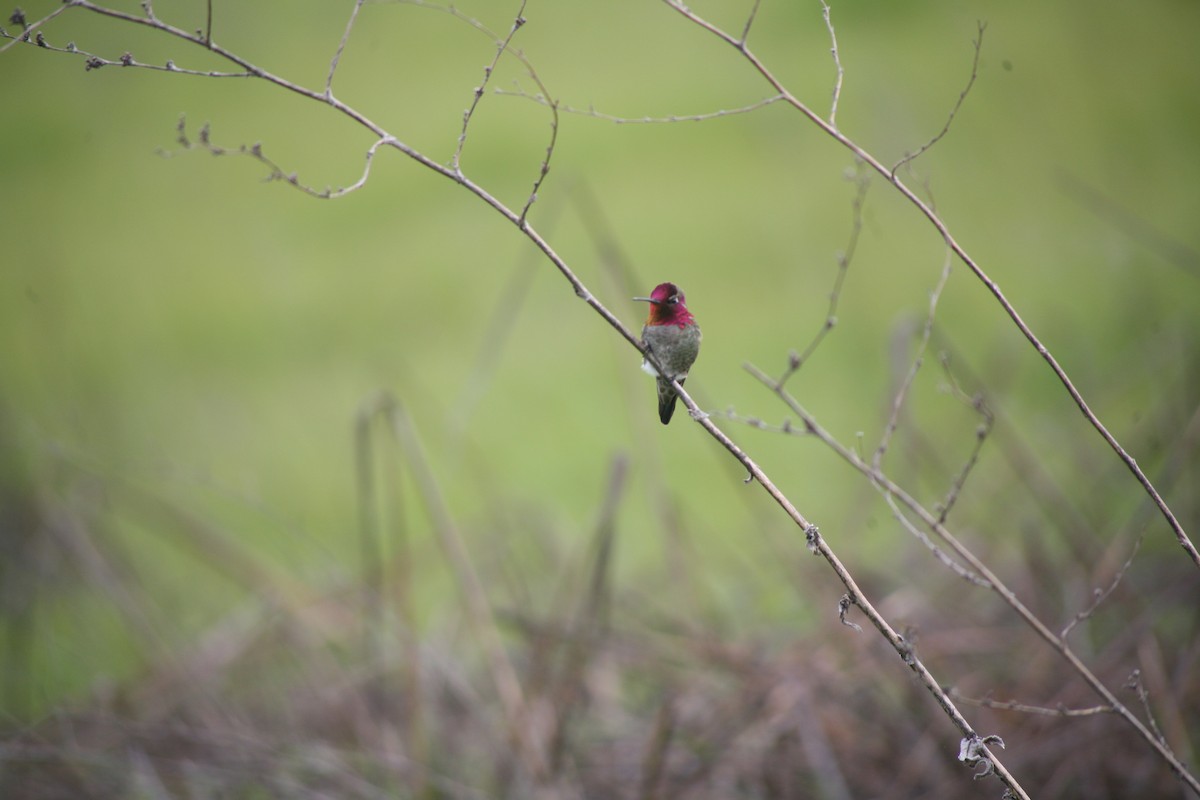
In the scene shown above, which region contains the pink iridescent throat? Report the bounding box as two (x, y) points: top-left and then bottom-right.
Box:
(646, 303), (694, 328)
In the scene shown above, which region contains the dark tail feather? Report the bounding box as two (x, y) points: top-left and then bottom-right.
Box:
(657, 377), (684, 425)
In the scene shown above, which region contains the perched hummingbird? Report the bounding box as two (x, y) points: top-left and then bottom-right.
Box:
(634, 282), (702, 425)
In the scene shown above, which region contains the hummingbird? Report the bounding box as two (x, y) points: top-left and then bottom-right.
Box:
(634, 282), (702, 425)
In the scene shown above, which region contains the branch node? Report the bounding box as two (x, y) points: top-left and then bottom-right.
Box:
(958, 734), (1006, 780)
(898, 627), (918, 666)
(836, 592), (862, 631)
(804, 523), (821, 553)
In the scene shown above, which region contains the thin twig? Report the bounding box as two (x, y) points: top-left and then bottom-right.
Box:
(326, 0), (366, 97)
(718, 406), (987, 584)
(891, 21), (986, 176)
(947, 688), (1115, 718)
(393, 0), (556, 222)
(739, 0), (763, 45)
(882, 492), (988, 586)
(778, 163), (869, 388)
(0, 27), (253, 75)
(1061, 528), (1144, 639)
(498, 90), (787, 124)
(935, 353), (994, 524)
(521, 96), (558, 224)
(163, 118), (396, 199)
(0, 3), (73, 54)
(1126, 670), (1171, 751)
(819, 0), (844, 129)
(873, 245), (954, 470)
(452, 0), (529, 173)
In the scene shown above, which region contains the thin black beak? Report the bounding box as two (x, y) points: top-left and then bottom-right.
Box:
(632, 296), (658, 304)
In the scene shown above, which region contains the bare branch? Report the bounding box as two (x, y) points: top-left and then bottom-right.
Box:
(739, 0), (763, 45)
(740, 363), (1199, 795)
(935, 353), (995, 524)
(0, 3), (72, 54)
(881, 491), (988, 586)
(873, 245), (955, 470)
(891, 21), (986, 176)
(521, 94), (558, 224)
(498, 89), (785, 124)
(392, 0), (556, 220)
(660, 0), (1196, 569)
(1126, 670), (1172, 752)
(162, 118), (396, 199)
(451, 0), (530, 174)
(948, 688), (1116, 718)
(650, 395), (1031, 796)
(820, 0), (844, 128)
(1061, 530), (1144, 639)
(2, 31), (255, 76)
(777, 162), (869, 389)
(326, 0), (367, 97)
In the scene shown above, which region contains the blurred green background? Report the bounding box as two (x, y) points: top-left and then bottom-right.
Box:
(2, 0), (1198, 729)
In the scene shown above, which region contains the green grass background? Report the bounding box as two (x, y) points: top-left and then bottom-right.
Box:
(2, 0), (1198, 717)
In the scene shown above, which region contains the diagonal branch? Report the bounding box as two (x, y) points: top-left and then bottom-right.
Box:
(450, 0), (530, 174)
(777, 163), (869, 388)
(660, 0), (1197, 570)
(326, 0), (366, 97)
(497, 89), (785, 125)
(739, 364), (1200, 796)
(671, 389), (1029, 798)
(891, 21), (987, 175)
(873, 245), (955, 471)
(393, 0), (558, 222)
(819, 0), (844, 128)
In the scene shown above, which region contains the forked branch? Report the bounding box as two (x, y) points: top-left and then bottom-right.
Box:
(659, 0), (1197, 570)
